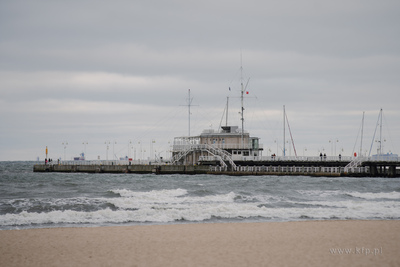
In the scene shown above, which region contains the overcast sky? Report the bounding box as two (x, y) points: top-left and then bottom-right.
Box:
(1, 0), (399, 161)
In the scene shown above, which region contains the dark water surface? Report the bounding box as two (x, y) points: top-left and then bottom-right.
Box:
(1, 161), (399, 230)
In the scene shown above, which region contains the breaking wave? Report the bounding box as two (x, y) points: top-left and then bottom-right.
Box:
(1, 187), (400, 228)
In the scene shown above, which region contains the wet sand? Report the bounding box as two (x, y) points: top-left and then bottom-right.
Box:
(1, 220), (399, 267)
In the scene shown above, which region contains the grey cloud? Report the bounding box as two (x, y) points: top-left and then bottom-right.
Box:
(0, 0), (399, 160)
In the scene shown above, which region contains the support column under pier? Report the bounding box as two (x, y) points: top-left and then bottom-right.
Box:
(388, 166), (396, 178)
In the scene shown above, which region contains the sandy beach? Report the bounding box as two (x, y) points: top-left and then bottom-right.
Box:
(1, 220), (399, 267)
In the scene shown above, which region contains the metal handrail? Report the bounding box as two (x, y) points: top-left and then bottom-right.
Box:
(43, 155), (399, 167)
(170, 144), (236, 169)
(172, 143), (263, 151)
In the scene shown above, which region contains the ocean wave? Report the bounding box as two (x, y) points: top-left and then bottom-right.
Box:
(110, 188), (189, 198)
(2, 184), (400, 228)
(292, 199), (400, 212)
(0, 203), (265, 226)
(296, 190), (400, 201)
(296, 190), (343, 198)
(107, 189), (237, 210)
(2, 199), (400, 227)
(1, 197), (115, 214)
(0, 193), (400, 227)
(346, 191), (400, 200)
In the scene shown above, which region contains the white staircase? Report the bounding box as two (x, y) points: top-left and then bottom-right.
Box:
(170, 144), (236, 170)
(344, 157), (364, 173)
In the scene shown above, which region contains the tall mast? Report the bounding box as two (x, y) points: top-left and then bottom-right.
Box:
(187, 89), (193, 136)
(240, 53), (245, 148)
(360, 111), (365, 157)
(379, 108), (383, 154)
(225, 96), (229, 127)
(285, 110), (298, 157)
(283, 105), (286, 157)
(368, 109), (383, 156)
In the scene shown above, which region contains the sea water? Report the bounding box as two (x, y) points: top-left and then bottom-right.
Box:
(1, 161), (399, 230)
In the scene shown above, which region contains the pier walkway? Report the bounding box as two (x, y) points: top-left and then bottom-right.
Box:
(34, 156), (400, 177)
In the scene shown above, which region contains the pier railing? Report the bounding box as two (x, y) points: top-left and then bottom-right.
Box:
(259, 155), (354, 162)
(173, 143), (263, 151)
(46, 159), (161, 166)
(222, 155), (399, 163)
(210, 165), (370, 175)
(44, 155), (400, 167)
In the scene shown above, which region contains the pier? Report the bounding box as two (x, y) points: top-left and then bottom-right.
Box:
(33, 156), (400, 177)
(33, 162), (210, 175)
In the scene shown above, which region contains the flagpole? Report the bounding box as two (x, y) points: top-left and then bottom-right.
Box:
(226, 96), (229, 127)
(240, 54), (244, 148)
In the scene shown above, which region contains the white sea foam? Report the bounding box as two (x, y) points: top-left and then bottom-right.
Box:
(108, 188), (236, 210)
(346, 191), (400, 200)
(3, 163), (400, 229)
(296, 190), (400, 200)
(293, 199), (400, 216)
(296, 190), (343, 198)
(2, 199), (399, 227)
(112, 188), (189, 198)
(1, 195), (400, 227)
(2, 187), (400, 228)
(0, 189), (241, 226)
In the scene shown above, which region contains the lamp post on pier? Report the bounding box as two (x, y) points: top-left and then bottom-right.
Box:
(128, 140), (133, 159)
(112, 140), (117, 160)
(105, 140), (110, 160)
(334, 139), (339, 156)
(82, 141), (88, 160)
(150, 139), (155, 161)
(62, 141), (68, 161)
(138, 141), (142, 161)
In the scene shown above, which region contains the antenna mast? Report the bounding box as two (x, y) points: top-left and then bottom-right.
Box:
(226, 97), (229, 127)
(240, 53), (245, 148)
(360, 111), (365, 157)
(283, 105), (286, 157)
(187, 89), (193, 136)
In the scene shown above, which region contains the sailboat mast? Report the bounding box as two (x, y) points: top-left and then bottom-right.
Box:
(368, 109), (382, 157)
(360, 111), (365, 157)
(379, 108), (383, 154)
(285, 110), (298, 157)
(283, 105), (286, 157)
